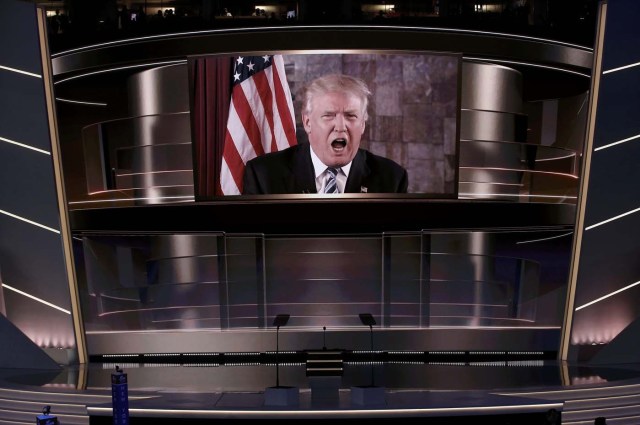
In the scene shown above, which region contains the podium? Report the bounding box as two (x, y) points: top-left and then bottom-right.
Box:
(36, 406), (58, 425)
(264, 386), (299, 407)
(351, 385), (386, 406)
(350, 313), (386, 406)
(306, 349), (344, 405)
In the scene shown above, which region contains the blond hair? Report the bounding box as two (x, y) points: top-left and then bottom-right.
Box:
(302, 74), (371, 120)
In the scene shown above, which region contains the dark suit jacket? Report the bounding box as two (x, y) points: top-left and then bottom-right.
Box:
(242, 143), (408, 194)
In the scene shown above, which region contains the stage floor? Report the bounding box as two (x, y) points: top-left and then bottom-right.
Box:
(6, 359), (640, 393)
(4, 361), (640, 424)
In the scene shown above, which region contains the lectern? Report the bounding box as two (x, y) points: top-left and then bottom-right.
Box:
(351, 313), (386, 406)
(264, 314), (299, 406)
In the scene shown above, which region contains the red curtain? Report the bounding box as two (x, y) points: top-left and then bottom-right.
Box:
(190, 56), (232, 199)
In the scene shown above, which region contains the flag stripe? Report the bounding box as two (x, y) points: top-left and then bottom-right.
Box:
(222, 130), (245, 193)
(232, 84), (265, 158)
(219, 158), (238, 195)
(221, 55), (296, 195)
(226, 100), (257, 164)
(238, 78), (271, 157)
(272, 58), (297, 148)
(264, 65), (290, 152)
(252, 70), (278, 152)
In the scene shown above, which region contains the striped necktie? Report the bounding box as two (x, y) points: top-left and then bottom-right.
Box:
(324, 167), (339, 194)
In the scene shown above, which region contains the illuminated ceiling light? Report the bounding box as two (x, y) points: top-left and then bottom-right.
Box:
(1, 283), (71, 314)
(535, 152), (578, 162)
(114, 169), (193, 178)
(151, 317), (221, 323)
(463, 56), (590, 77)
(458, 193), (577, 200)
(68, 195), (195, 205)
(516, 232), (573, 244)
(56, 97), (107, 106)
(430, 302), (506, 307)
(88, 184), (193, 194)
(575, 279), (640, 311)
(0, 64), (41, 78)
(54, 60), (187, 85)
(585, 205), (640, 231)
(594, 133), (640, 151)
(0, 209), (60, 234)
(459, 166), (578, 179)
(99, 304), (221, 317)
(254, 5), (276, 12)
(0, 136), (51, 155)
(459, 181), (522, 186)
(603, 60), (640, 74)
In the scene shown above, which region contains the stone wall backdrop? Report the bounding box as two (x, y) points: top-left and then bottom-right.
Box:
(283, 53), (460, 195)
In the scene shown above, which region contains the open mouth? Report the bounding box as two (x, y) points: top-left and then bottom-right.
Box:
(331, 138), (347, 150)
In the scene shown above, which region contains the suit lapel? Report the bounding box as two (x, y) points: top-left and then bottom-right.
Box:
(345, 149), (370, 193)
(290, 143), (318, 194)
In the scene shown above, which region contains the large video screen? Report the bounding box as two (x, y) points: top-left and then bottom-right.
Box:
(188, 51), (461, 200)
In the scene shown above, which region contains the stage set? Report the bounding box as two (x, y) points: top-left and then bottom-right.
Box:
(5, 351), (640, 425)
(3, 1), (640, 425)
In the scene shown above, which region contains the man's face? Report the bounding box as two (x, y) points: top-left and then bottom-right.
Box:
(302, 91), (366, 168)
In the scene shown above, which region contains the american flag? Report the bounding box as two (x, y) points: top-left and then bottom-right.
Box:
(220, 55), (297, 195)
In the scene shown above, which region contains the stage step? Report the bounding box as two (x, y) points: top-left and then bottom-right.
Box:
(0, 407), (89, 425)
(0, 420), (32, 425)
(500, 381), (640, 425)
(305, 350), (344, 377)
(0, 386), (113, 425)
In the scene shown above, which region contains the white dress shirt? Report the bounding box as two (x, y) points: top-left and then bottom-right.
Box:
(309, 145), (352, 193)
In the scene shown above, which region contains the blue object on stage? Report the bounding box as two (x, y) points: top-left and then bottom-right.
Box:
(111, 366), (130, 425)
(36, 405), (58, 425)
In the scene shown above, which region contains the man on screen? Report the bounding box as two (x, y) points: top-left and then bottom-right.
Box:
(242, 74), (408, 194)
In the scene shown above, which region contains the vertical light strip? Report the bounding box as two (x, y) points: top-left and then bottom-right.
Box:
(76, 362), (88, 390)
(37, 8), (86, 364)
(559, 1), (607, 362)
(560, 359), (570, 387)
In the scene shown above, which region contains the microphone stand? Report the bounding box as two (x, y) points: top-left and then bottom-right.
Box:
(265, 314), (296, 406)
(352, 314), (384, 406)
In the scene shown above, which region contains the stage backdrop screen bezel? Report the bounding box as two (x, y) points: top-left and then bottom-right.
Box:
(188, 50), (462, 201)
